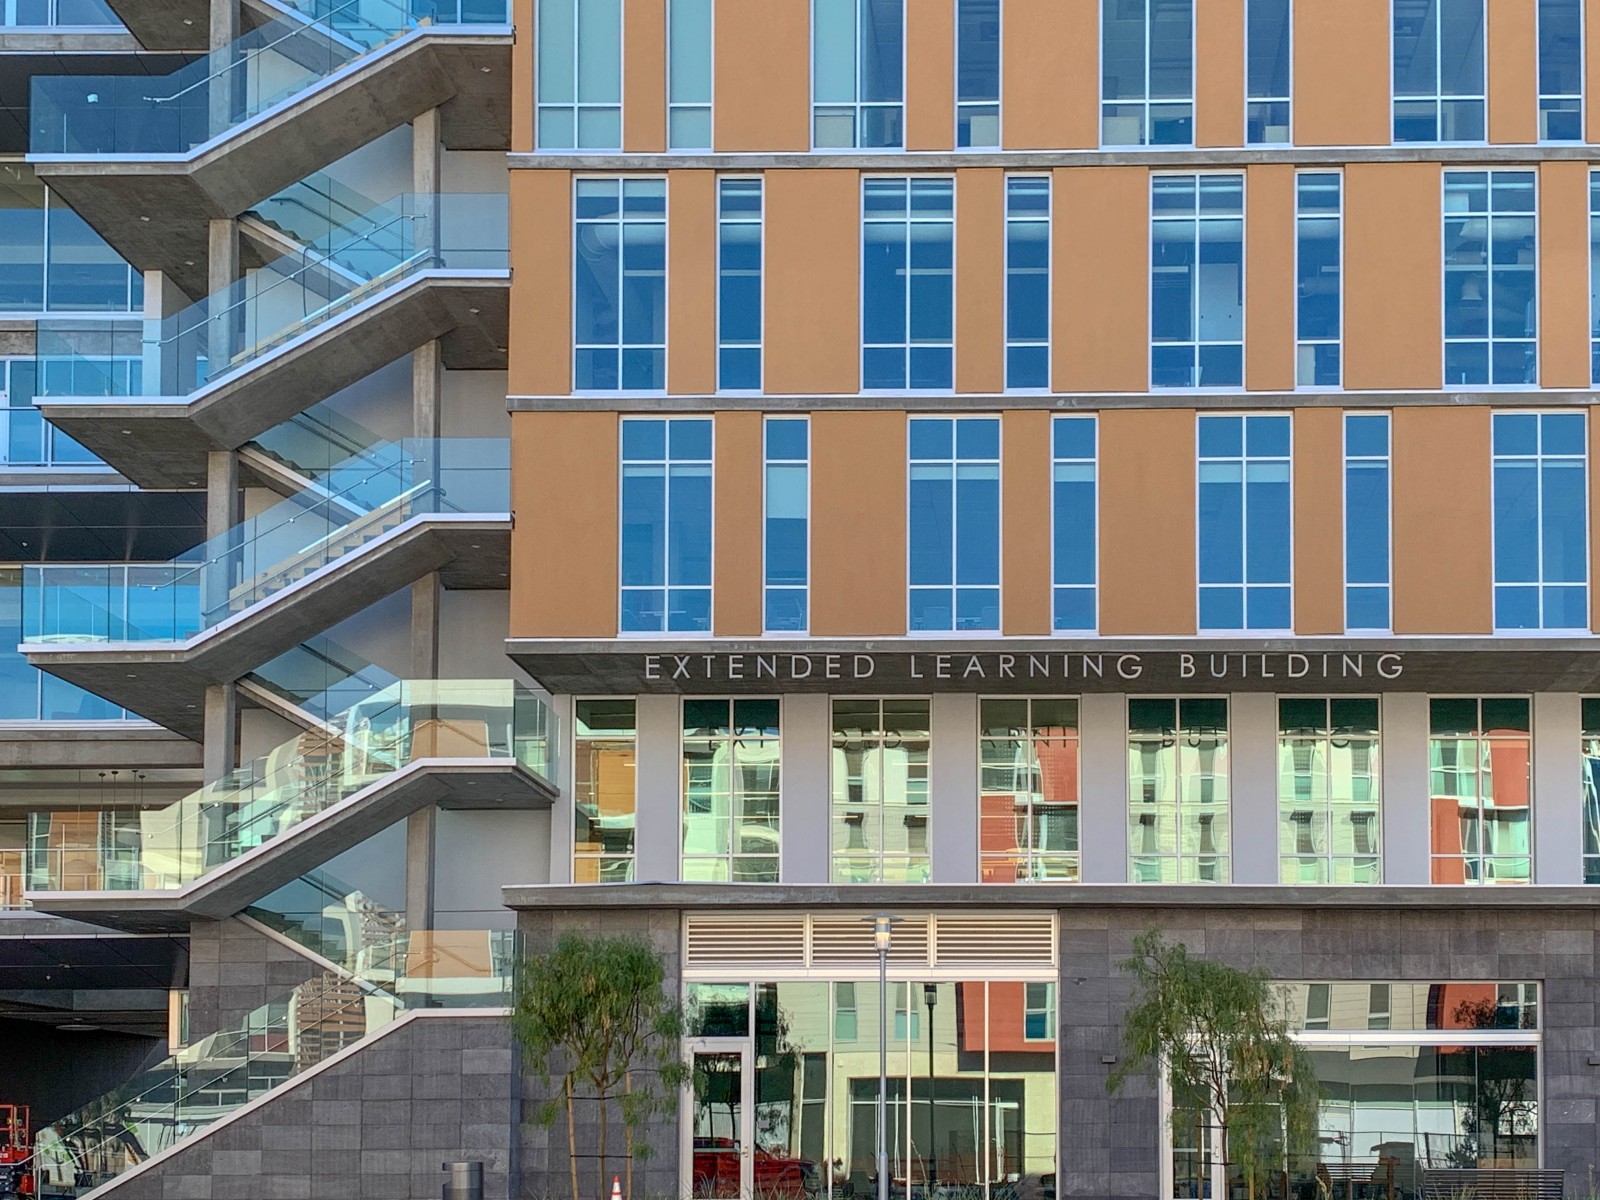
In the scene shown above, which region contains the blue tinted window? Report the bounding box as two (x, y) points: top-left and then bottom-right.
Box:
(1198, 414), (1291, 631)
(4, 0), (119, 25)
(956, 0), (1000, 147)
(1493, 411), (1588, 630)
(1296, 172), (1342, 388)
(0, 357), (115, 468)
(909, 415), (999, 632)
(1444, 171), (1536, 387)
(1538, 0), (1582, 140)
(718, 178), (762, 391)
(814, 0), (905, 148)
(765, 417), (809, 632)
(863, 178), (954, 391)
(0, 168), (140, 315)
(537, 0), (623, 149)
(1052, 416), (1097, 631)
(620, 417), (713, 633)
(575, 178), (666, 392)
(1246, 0), (1291, 144)
(1102, 0), (1194, 146)
(1152, 175), (1244, 389)
(1005, 177), (1050, 390)
(1344, 413), (1391, 630)
(668, 0), (712, 148)
(1394, 0), (1486, 142)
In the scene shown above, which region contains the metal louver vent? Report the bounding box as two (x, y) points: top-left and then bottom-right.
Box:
(810, 915), (931, 965)
(933, 914), (1056, 967)
(684, 915), (806, 968)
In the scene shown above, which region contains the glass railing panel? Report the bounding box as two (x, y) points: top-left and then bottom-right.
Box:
(21, 437), (508, 643)
(23, 681), (554, 894)
(245, 865), (406, 970)
(30, 0), (507, 157)
(248, 173), (385, 248)
(247, 635), (399, 722)
(248, 403), (382, 476)
(34, 194), (507, 401)
(2, 0), (120, 27)
(29, 930), (514, 1198)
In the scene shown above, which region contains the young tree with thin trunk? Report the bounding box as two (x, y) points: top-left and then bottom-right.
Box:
(1109, 930), (1322, 1198)
(512, 933), (687, 1200)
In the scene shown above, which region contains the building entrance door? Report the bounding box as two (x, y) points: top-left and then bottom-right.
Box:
(685, 1043), (752, 1199)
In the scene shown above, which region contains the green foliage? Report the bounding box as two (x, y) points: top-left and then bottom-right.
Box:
(511, 933), (688, 1200)
(1108, 929), (1322, 1192)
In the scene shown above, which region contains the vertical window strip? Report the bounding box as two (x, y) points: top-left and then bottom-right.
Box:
(668, 0), (713, 149)
(979, 697), (1081, 883)
(1245, 0), (1291, 144)
(1101, 0), (1195, 147)
(573, 698), (638, 883)
(619, 416), (713, 633)
(1343, 412), (1392, 632)
(1592, 170), (1600, 385)
(1005, 176), (1050, 391)
(0, 356), (114, 468)
(536, 0), (623, 150)
(1051, 415), (1096, 632)
(763, 416), (809, 633)
(813, 0), (906, 149)
(1128, 697), (1231, 883)
(717, 178), (762, 391)
(1428, 697), (1532, 884)
(681, 698), (780, 883)
(1491, 411), (1589, 631)
(574, 177), (667, 392)
(1537, 0), (1583, 141)
(1151, 174), (1245, 389)
(0, 172), (143, 316)
(1580, 697), (1600, 883)
(1295, 171), (1342, 388)
(1197, 413), (1292, 632)
(1444, 170), (1537, 387)
(830, 697), (931, 883)
(1393, 0), (1486, 143)
(862, 177), (954, 391)
(1276, 697), (1383, 885)
(908, 416), (1000, 632)
(955, 0), (1000, 148)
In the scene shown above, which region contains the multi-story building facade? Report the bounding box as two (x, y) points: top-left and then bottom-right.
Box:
(11, 1), (1600, 1199)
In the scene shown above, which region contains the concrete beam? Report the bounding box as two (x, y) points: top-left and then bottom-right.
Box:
(29, 759), (557, 932)
(38, 274), (509, 487)
(24, 518), (510, 737)
(0, 726), (201, 770)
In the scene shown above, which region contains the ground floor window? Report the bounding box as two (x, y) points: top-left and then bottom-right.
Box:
(1166, 981), (1541, 1200)
(683, 978), (1057, 1200)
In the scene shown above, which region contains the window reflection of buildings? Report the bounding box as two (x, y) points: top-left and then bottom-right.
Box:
(572, 699), (637, 883)
(979, 699), (1079, 884)
(830, 700), (931, 884)
(1428, 700), (1531, 885)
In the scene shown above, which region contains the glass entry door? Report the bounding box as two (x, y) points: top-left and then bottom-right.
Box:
(687, 1043), (752, 1199)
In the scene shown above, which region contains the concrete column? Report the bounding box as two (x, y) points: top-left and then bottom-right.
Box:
(206, 218), (239, 371)
(208, 0), (240, 137)
(547, 693), (575, 883)
(1078, 693), (1128, 883)
(633, 693), (680, 882)
(202, 682), (237, 783)
(204, 448), (238, 618)
(1229, 692), (1279, 885)
(779, 693), (830, 883)
(412, 107), (442, 260)
(1533, 692), (1583, 884)
(413, 340), (442, 441)
(929, 693), (978, 883)
(208, 0), (238, 49)
(404, 576), (443, 930)
(1381, 693), (1431, 885)
(142, 270), (187, 396)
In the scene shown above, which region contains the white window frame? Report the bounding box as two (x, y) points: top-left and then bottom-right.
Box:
(906, 414), (1002, 636)
(761, 415), (810, 636)
(1195, 412), (1294, 635)
(1293, 169), (1344, 390)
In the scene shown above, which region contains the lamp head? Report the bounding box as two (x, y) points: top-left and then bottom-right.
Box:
(923, 982), (938, 1007)
(871, 914), (895, 954)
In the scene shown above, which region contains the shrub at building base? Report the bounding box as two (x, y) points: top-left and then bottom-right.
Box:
(512, 933), (687, 1200)
(1108, 929), (1321, 1197)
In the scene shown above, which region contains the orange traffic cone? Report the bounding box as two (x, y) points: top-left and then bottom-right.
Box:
(611, 1176), (622, 1200)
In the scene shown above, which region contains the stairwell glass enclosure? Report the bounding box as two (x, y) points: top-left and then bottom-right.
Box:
(30, 0), (510, 156)
(33, 192), (509, 401)
(22, 437), (508, 642)
(22, 679), (556, 894)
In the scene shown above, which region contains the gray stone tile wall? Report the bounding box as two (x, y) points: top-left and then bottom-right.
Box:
(186, 916), (325, 1037)
(101, 1013), (516, 1200)
(516, 909), (683, 1200)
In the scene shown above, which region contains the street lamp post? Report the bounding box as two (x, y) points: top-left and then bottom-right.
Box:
(922, 983), (937, 1195)
(872, 915), (894, 1200)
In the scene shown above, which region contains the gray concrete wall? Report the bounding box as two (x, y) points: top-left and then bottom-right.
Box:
(186, 916), (325, 1037)
(102, 1012), (516, 1200)
(516, 908), (683, 1200)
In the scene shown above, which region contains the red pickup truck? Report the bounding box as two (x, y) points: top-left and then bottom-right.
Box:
(692, 1138), (819, 1198)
